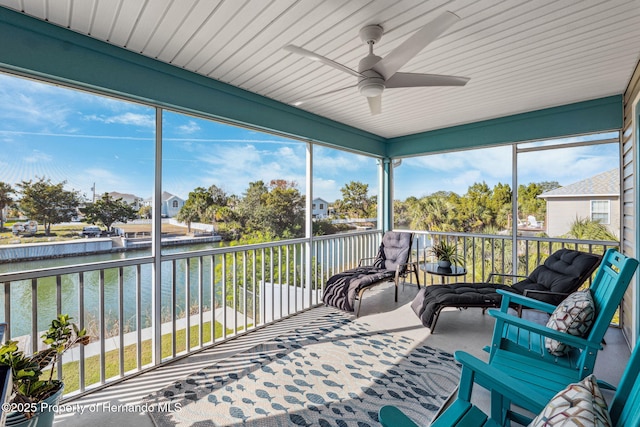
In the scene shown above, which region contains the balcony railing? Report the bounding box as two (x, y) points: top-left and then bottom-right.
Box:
(0, 230), (383, 399)
(0, 229), (616, 400)
(409, 230), (617, 286)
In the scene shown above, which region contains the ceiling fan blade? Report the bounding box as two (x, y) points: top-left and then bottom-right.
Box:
(372, 11), (460, 80)
(284, 45), (363, 77)
(367, 95), (382, 115)
(386, 72), (469, 88)
(291, 85), (357, 106)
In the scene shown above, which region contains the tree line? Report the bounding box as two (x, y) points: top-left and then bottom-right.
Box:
(394, 181), (559, 233)
(0, 175), (615, 242)
(0, 177), (137, 235)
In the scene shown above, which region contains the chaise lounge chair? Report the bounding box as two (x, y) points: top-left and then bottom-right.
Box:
(322, 231), (420, 316)
(411, 248), (602, 332)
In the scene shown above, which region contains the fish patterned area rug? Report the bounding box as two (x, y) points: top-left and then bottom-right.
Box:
(144, 310), (460, 426)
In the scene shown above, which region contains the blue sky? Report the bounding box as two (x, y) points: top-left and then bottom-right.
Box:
(0, 73), (619, 203)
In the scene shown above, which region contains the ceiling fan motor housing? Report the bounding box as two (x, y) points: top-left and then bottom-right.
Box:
(358, 55), (385, 97)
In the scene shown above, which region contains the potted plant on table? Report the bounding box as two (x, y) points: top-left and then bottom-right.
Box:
(0, 314), (89, 427)
(429, 240), (463, 269)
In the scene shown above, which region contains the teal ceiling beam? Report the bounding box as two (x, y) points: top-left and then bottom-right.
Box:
(0, 7), (386, 156)
(386, 95), (622, 157)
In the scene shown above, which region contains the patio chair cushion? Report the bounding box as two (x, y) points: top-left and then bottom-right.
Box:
(529, 374), (611, 427)
(545, 290), (595, 356)
(512, 249), (602, 306)
(411, 283), (516, 328)
(376, 232), (412, 272)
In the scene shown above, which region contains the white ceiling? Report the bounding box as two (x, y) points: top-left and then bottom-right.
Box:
(2, 0), (640, 139)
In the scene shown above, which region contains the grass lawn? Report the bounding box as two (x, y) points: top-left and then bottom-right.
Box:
(56, 320), (237, 393)
(0, 223), (86, 245)
(0, 222), (192, 246)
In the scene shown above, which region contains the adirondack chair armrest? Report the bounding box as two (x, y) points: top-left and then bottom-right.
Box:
(488, 310), (603, 351)
(496, 289), (556, 313)
(379, 405), (420, 427)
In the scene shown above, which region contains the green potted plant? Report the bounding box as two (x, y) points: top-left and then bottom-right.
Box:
(0, 314), (89, 427)
(429, 240), (463, 268)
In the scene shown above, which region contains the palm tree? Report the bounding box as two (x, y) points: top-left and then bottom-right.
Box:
(565, 217), (619, 242)
(176, 204), (199, 234)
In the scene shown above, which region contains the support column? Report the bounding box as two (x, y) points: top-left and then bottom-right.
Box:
(152, 107), (163, 364)
(379, 158), (392, 232)
(305, 142), (313, 305)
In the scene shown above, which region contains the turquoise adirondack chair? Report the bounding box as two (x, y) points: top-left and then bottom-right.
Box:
(484, 248), (638, 405)
(379, 336), (640, 426)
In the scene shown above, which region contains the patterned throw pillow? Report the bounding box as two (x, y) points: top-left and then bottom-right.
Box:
(545, 290), (595, 356)
(529, 374), (612, 426)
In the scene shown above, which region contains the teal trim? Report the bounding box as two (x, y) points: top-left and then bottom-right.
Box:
(386, 96), (623, 157)
(0, 6), (386, 156)
(382, 159), (392, 232)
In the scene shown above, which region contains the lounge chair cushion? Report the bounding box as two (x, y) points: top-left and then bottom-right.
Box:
(529, 374), (611, 427)
(376, 232), (412, 272)
(512, 250), (601, 305)
(411, 283), (515, 328)
(545, 290), (595, 356)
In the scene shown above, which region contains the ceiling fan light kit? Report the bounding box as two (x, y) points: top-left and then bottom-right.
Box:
(284, 11), (469, 115)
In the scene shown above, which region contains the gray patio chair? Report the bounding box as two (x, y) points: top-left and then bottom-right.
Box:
(322, 231), (420, 316)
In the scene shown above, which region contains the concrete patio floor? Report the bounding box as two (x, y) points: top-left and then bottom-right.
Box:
(54, 282), (631, 426)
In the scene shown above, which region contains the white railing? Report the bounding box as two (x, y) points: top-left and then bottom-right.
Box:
(406, 230), (618, 286)
(0, 228), (617, 400)
(0, 230), (383, 399)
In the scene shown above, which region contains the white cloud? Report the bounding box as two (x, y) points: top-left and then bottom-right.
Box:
(84, 112), (155, 127)
(163, 142), (307, 196)
(395, 142), (618, 199)
(178, 120), (201, 134)
(313, 178), (340, 202)
(23, 150), (52, 163)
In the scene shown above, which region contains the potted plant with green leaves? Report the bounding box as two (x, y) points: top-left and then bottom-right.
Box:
(0, 314), (89, 427)
(429, 240), (463, 268)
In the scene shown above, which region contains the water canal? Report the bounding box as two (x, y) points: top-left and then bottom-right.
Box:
(0, 242), (224, 338)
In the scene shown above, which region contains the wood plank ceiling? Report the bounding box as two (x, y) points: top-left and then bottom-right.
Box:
(1, 0), (640, 139)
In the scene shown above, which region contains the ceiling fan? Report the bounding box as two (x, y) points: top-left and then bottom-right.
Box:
(284, 11), (469, 115)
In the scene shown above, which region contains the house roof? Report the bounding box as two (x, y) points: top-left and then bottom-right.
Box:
(162, 192), (183, 202)
(539, 168), (619, 199)
(143, 192), (184, 203)
(1, 1), (639, 140)
(108, 192), (141, 202)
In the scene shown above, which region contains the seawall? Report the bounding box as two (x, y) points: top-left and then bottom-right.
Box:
(0, 238), (113, 262)
(0, 234), (223, 263)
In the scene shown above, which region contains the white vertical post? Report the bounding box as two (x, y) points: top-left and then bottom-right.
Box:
(306, 142), (313, 307)
(512, 144), (519, 274)
(152, 107), (163, 364)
